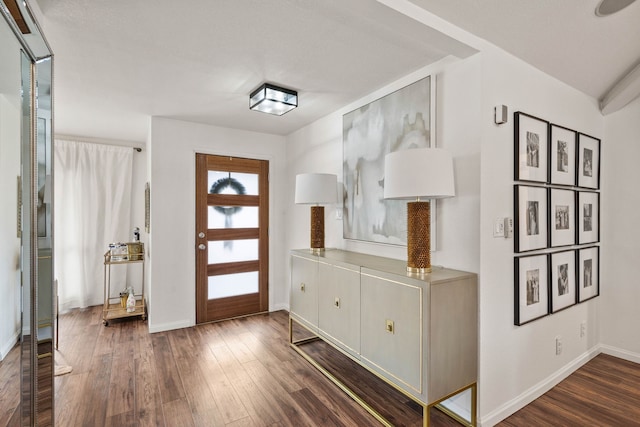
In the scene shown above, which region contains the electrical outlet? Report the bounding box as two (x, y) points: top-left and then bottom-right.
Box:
(580, 321), (586, 338)
(555, 336), (563, 355)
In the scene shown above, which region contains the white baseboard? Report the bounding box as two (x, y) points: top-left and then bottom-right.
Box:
(271, 302), (289, 312)
(148, 319), (193, 334)
(148, 306), (290, 333)
(0, 332), (20, 361)
(599, 344), (640, 364)
(480, 346), (601, 426)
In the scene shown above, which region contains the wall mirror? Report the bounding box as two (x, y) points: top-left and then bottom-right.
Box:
(0, 0), (54, 424)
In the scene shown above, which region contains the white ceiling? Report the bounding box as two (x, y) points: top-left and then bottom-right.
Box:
(34, 0), (640, 142)
(410, 0), (640, 109)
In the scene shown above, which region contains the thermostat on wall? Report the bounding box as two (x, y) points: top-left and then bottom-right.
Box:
(495, 105), (508, 125)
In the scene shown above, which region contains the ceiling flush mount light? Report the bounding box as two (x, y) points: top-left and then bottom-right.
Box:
(595, 0), (637, 16)
(249, 83), (298, 116)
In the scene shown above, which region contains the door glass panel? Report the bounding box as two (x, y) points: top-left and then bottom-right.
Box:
(208, 239), (258, 264)
(208, 206), (258, 229)
(208, 272), (259, 299)
(208, 171), (259, 196)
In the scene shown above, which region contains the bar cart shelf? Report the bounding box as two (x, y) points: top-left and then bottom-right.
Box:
(103, 243), (146, 326)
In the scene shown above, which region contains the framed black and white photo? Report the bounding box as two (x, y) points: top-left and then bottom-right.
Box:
(550, 250), (577, 313)
(514, 185), (548, 252)
(515, 254), (549, 325)
(578, 246), (599, 302)
(550, 188), (576, 248)
(514, 112), (549, 183)
(549, 124), (577, 186)
(577, 133), (601, 189)
(577, 191), (599, 244)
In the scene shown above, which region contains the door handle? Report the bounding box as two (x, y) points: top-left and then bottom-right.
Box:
(198, 244), (206, 250)
(198, 231), (205, 239)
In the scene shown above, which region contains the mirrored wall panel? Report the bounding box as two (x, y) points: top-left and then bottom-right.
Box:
(0, 0), (54, 424)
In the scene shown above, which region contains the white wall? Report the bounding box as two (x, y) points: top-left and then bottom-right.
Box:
(600, 95), (640, 361)
(285, 55), (482, 274)
(0, 94), (22, 360)
(148, 117), (287, 332)
(0, 13), (24, 360)
(478, 47), (604, 425)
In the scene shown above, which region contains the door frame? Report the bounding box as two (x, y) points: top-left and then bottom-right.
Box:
(195, 153), (270, 323)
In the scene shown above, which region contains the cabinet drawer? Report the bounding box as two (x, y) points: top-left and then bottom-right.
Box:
(360, 272), (422, 395)
(318, 262), (360, 357)
(290, 255), (318, 330)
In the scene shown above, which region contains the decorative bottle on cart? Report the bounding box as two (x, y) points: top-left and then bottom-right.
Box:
(126, 289), (136, 313)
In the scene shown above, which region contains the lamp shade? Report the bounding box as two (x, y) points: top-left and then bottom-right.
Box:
(384, 148), (455, 200)
(295, 173), (338, 205)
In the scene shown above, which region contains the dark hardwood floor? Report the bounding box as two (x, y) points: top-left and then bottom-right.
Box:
(2, 306), (640, 426)
(52, 307), (458, 426)
(0, 340), (20, 426)
(498, 353), (640, 426)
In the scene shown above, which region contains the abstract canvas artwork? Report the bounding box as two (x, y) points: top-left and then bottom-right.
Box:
(342, 76), (433, 245)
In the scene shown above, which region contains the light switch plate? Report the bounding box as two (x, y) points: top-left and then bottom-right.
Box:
(493, 217), (505, 237)
(385, 319), (394, 334)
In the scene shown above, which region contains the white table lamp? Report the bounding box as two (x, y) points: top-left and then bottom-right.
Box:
(384, 148), (455, 273)
(295, 173), (338, 253)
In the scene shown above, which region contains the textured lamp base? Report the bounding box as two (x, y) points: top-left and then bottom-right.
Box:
(407, 201), (431, 273)
(310, 206), (325, 253)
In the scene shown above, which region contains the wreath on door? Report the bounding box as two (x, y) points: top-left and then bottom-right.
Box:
(209, 177), (246, 215)
(209, 177), (246, 250)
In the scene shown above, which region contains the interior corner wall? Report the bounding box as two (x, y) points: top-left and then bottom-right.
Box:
(600, 95), (640, 361)
(147, 117), (287, 333)
(478, 46), (604, 425)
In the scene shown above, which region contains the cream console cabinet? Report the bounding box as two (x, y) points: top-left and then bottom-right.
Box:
(289, 249), (478, 427)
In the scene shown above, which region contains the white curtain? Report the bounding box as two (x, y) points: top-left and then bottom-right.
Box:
(54, 140), (133, 311)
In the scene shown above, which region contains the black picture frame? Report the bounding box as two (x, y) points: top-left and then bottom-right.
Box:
(577, 191), (600, 244)
(550, 250), (577, 313)
(549, 124), (577, 186)
(515, 253), (550, 325)
(514, 112), (550, 183)
(550, 188), (576, 248)
(578, 246), (600, 303)
(577, 133), (601, 189)
(514, 185), (548, 253)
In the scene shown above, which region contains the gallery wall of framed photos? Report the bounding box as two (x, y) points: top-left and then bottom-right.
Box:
(513, 111), (601, 326)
